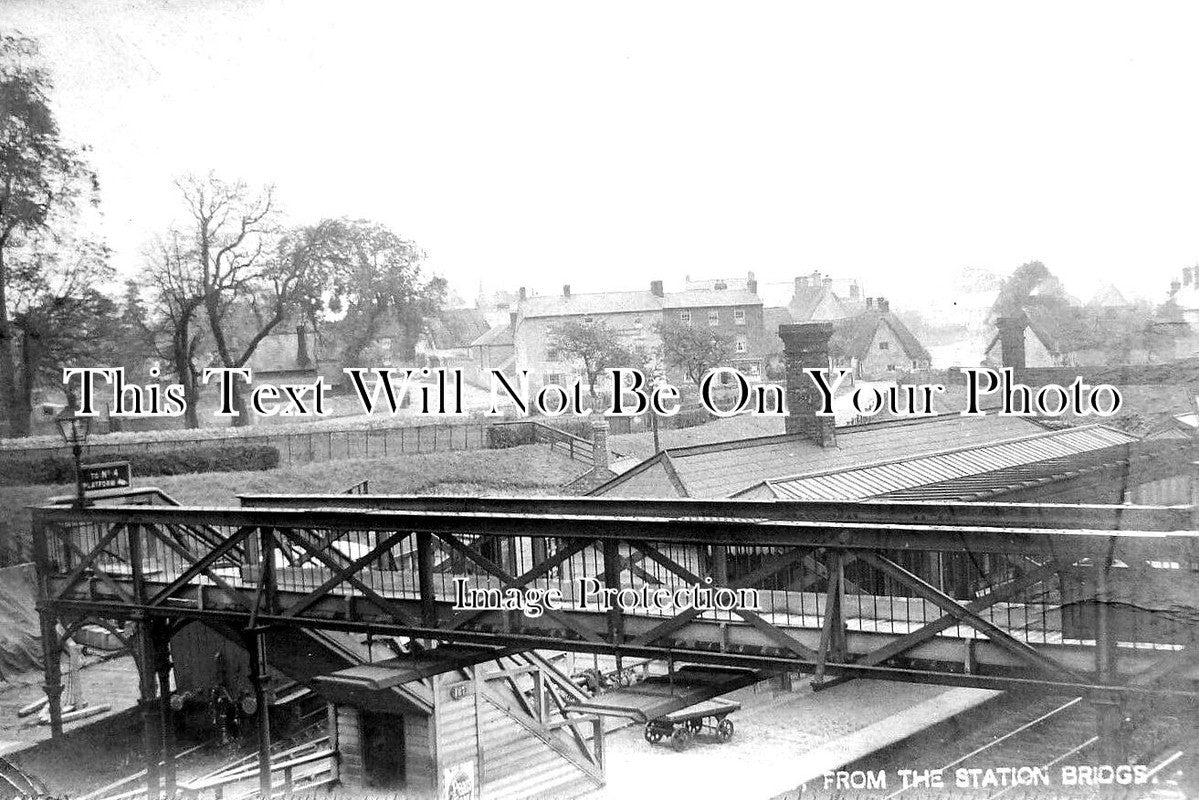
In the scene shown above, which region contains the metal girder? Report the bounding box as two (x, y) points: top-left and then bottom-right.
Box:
(37, 504), (1199, 559)
(236, 492), (1193, 533)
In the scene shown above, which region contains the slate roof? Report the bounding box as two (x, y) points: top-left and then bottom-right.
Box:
(521, 291), (663, 319)
(593, 413), (1054, 498)
(663, 289), (761, 309)
(750, 424), (1137, 501)
(520, 287), (761, 319)
(832, 310), (931, 362)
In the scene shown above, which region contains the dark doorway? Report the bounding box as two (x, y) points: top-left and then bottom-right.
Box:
(361, 711), (405, 788)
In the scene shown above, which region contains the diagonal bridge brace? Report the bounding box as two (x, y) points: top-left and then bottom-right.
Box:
(444, 538), (595, 630)
(855, 558), (1062, 668)
(278, 528), (415, 625)
(435, 531), (605, 644)
(857, 552), (1084, 684)
(628, 540), (820, 660)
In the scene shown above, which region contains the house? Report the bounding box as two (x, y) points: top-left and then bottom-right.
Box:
(830, 297), (931, 378)
(511, 275), (766, 391)
(787, 271), (858, 322)
(470, 313), (516, 377)
(983, 304), (1166, 368)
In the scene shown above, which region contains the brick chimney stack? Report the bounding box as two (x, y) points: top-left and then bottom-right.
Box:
(878, 297), (890, 313)
(591, 418), (610, 472)
(747, 271), (757, 295)
(849, 282), (860, 300)
(866, 297), (874, 310)
(778, 322), (837, 447)
(563, 284), (571, 298)
(650, 280), (664, 298)
(519, 286), (527, 301)
(996, 314), (1028, 373)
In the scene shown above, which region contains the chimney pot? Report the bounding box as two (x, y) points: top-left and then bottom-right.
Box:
(823, 277), (833, 287)
(519, 286), (527, 301)
(778, 322), (837, 447)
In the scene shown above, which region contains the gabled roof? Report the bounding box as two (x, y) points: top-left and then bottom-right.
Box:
(426, 308), (490, 350)
(832, 310), (930, 362)
(471, 322), (513, 348)
(591, 413), (1053, 498)
(788, 284), (844, 321)
(745, 425), (1137, 501)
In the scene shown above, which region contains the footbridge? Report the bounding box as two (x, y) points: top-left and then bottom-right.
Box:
(31, 495), (1199, 797)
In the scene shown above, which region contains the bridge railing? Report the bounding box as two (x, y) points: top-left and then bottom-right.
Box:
(31, 500), (1199, 695)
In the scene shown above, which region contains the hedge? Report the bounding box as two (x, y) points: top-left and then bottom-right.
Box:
(0, 443), (281, 487)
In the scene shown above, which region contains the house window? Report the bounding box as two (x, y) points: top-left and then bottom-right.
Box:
(634, 316), (643, 327)
(546, 373), (564, 386)
(747, 362), (761, 377)
(680, 311), (692, 325)
(878, 341), (890, 350)
(734, 308), (746, 325)
(708, 310), (720, 326)
(583, 316), (595, 325)
(735, 335), (748, 354)
(886, 364), (896, 371)
(547, 346), (560, 360)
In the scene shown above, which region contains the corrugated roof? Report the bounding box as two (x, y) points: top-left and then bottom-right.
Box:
(597, 414), (1053, 498)
(759, 425), (1137, 501)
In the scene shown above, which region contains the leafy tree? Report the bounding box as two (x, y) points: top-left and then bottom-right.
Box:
(9, 236), (116, 413)
(548, 320), (637, 403)
(309, 219), (444, 368)
(0, 33), (100, 435)
(657, 318), (734, 389)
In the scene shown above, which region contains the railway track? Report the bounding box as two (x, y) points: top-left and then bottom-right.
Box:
(844, 692), (1193, 799)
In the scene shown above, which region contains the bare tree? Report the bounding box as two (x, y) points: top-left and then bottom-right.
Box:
(142, 230), (207, 428)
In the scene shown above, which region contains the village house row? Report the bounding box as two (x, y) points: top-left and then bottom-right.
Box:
(242, 271), (932, 396)
(228, 265), (1199, 401)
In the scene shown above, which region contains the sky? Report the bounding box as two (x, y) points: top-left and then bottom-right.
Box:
(5, 0), (1199, 308)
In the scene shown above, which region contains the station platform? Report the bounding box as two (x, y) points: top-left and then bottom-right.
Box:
(581, 677), (998, 800)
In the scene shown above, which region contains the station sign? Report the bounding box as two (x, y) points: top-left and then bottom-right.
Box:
(80, 461), (132, 492)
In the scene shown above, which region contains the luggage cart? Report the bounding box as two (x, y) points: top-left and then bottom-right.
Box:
(643, 698), (739, 751)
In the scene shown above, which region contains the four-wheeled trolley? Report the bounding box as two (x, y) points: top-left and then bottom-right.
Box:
(643, 698), (740, 751)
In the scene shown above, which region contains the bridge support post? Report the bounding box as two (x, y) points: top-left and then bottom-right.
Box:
(153, 621), (177, 797)
(245, 628), (273, 800)
(31, 512), (64, 741)
(37, 610), (64, 741)
(136, 622), (162, 800)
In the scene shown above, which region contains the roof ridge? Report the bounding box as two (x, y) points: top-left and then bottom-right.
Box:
(762, 423), (1133, 487)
